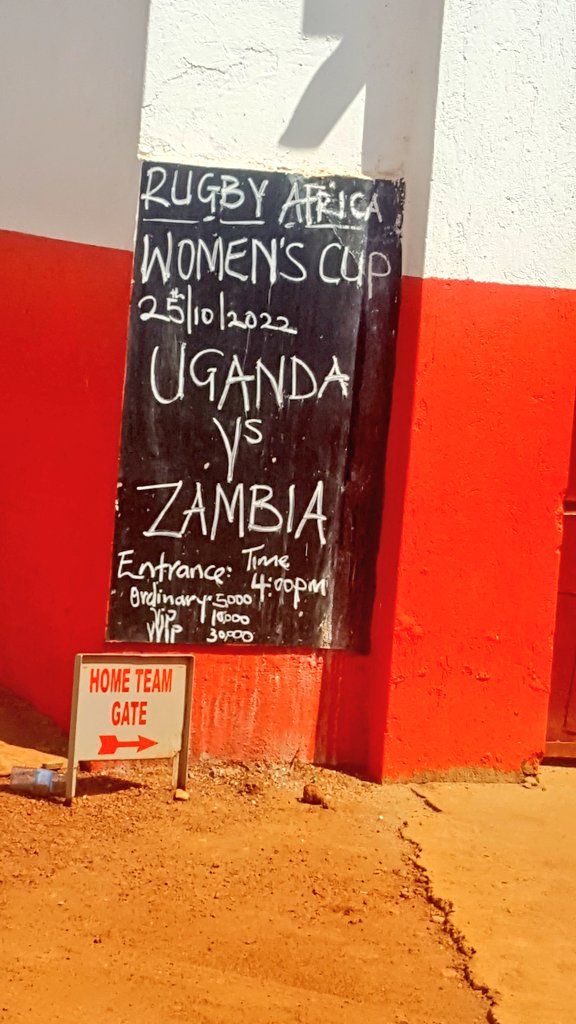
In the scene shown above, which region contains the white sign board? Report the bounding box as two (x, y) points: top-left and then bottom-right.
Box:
(66, 654), (194, 800)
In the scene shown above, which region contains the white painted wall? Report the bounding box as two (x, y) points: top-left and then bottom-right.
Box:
(0, 0), (149, 251)
(424, 0), (576, 288)
(5, 0), (572, 285)
(140, 0), (445, 277)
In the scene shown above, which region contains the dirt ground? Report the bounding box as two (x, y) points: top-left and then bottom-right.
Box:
(0, 689), (490, 1024)
(10, 686), (576, 1024)
(0, 764), (491, 1024)
(406, 769), (576, 1024)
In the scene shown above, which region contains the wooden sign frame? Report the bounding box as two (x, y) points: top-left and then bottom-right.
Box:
(107, 161), (403, 653)
(66, 653), (194, 801)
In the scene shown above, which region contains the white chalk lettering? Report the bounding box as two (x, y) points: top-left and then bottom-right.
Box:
(247, 177), (269, 218)
(146, 608), (183, 644)
(242, 544), (291, 572)
(318, 242), (340, 285)
(278, 181), (381, 228)
(137, 232), (315, 286)
(118, 549), (228, 587)
(130, 584), (211, 623)
(137, 481), (184, 538)
(248, 485), (284, 533)
(181, 482), (208, 536)
(171, 169), (194, 207)
(294, 481), (326, 545)
(255, 356), (285, 410)
(220, 174), (244, 210)
(150, 343), (185, 404)
(244, 419), (263, 445)
(368, 251), (391, 298)
(141, 232), (173, 284)
(211, 483), (245, 540)
(250, 572), (328, 608)
(213, 416), (242, 483)
(217, 355), (255, 414)
(317, 356), (349, 399)
(140, 166), (169, 210)
(282, 241), (307, 281)
(189, 348), (223, 402)
(290, 357), (317, 400)
(133, 482), (328, 545)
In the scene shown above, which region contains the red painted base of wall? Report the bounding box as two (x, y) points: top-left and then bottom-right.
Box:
(378, 280), (575, 776)
(0, 230), (574, 778)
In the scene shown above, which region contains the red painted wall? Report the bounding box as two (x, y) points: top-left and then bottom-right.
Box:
(0, 231), (326, 764)
(1, 231), (574, 777)
(377, 280), (576, 776)
(0, 231), (131, 727)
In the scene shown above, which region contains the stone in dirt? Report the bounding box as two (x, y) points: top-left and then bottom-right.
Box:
(301, 783), (329, 809)
(173, 788), (190, 801)
(238, 779), (264, 797)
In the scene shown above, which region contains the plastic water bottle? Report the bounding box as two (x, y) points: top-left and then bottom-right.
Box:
(9, 767), (66, 796)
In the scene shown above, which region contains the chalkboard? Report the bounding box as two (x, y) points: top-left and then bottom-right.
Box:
(107, 162), (403, 650)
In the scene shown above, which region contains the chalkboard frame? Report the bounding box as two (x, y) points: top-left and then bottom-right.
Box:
(107, 162), (404, 652)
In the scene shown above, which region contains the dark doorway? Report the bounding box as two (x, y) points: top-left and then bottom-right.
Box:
(546, 400), (576, 758)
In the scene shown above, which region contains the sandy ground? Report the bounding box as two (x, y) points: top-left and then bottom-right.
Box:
(0, 757), (489, 1024)
(0, 687), (67, 776)
(406, 768), (576, 1024)
(1, 686), (575, 1024)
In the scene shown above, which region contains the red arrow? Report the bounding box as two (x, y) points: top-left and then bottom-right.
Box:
(98, 735), (158, 756)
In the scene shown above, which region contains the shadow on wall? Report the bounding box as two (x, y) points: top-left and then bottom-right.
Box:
(314, 278), (426, 779)
(0, 0), (150, 250)
(280, 1), (445, 778)
(280, 0), (445, 277)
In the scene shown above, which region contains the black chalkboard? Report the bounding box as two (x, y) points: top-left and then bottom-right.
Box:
(107, 162), (403, 650)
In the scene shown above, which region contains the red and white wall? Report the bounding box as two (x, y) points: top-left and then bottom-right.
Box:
(1, 0), (574, 778)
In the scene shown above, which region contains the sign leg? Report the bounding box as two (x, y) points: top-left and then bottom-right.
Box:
(65, 760), (78, 804)
(176, 660), (194, 790)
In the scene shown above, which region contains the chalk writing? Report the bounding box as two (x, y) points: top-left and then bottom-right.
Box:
(107, 163), (403, 648)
